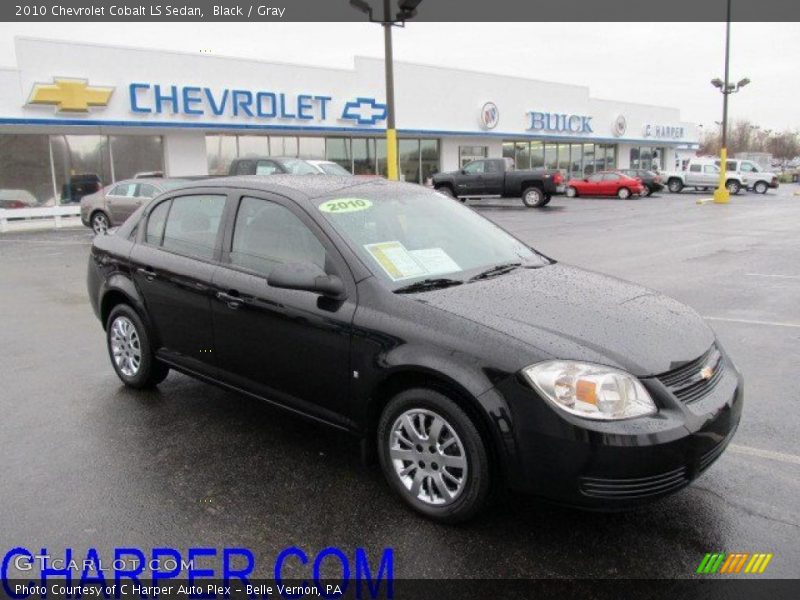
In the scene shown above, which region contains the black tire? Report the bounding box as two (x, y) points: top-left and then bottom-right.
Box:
(617, 187), (631, 199)
(106, 304), (169, 388)
(643, 185), (653, 197)
(377, 388), (491, 524)
(668, 178), (683, 193)
(541, 195), (552, 206)
(521, 186), (546, 207)
(566, 186), (578, 198)
(726, 179), (741, 195)
(753, 181), (768, 194)
(435, 186), (456, 199)
(91, 211), (110, 235)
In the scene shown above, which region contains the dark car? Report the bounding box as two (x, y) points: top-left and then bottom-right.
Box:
(620, 169), (664, 196)
(87, 176), (742, 523)
(62, 174), (102, 204)
(228, 156), (319, 176)
(432, 158), (563, 208)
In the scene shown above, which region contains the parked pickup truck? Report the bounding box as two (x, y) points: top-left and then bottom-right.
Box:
(715, 159), (779, 194)
(432, 158), (564, 207)
(663, 158), (748, 194)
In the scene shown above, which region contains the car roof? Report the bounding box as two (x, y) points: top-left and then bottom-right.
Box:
(231, 156), (302, 162)
(167, 174), (410, 202)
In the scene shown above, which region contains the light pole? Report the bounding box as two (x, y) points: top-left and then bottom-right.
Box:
(349, 0), (422, 181)
(710, 0), (750, 203)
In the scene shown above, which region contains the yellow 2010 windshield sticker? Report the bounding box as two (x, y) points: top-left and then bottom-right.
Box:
(319, 198), (373, 214)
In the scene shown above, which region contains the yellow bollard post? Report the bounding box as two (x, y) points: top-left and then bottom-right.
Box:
(386, 128), (398, 181)
(713, 147), (730, 203)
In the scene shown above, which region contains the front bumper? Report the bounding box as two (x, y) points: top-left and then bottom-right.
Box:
(484, 349), (743, 509)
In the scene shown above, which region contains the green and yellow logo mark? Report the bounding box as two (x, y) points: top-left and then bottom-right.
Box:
(697, 552), (773, 574)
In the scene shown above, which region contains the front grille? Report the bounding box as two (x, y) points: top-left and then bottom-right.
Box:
(580, 466), (689, 500)
(657, 344), (725, 404)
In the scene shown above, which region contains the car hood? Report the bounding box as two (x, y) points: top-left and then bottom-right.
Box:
(415, 264), (714, 377)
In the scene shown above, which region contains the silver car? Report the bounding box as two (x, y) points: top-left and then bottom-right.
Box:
(80, 178), (188, 235)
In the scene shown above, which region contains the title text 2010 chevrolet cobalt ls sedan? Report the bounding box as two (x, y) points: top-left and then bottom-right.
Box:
(87, 176), (742, 522)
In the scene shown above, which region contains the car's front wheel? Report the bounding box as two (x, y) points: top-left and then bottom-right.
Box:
(643, 185), (653, 197)
(435, 186), (456, 199)
(668, 178), (683, 193)
(617, 187), (631, 199)
(726, 179), (741, 194)
(753, 181), (768, 194)
(521, 186), (546, 207)
(377, 388), (491, 523)
(91, 211), (110, 235)
(106, 304), (169, 388)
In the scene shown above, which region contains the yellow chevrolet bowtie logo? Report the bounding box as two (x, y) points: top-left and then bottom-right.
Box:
(28, 78), (113, 112)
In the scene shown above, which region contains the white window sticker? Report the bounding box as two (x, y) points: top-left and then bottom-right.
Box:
(364, 241), (427, 281)
(408, 248), (461, 276)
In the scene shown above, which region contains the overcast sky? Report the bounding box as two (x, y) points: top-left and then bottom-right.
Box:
(1, 22), (798, 131)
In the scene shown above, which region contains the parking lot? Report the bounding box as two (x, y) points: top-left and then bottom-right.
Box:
(1, 185), (799, 580)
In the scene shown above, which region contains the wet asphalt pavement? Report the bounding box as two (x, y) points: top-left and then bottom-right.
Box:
(1, 185), (798, 580)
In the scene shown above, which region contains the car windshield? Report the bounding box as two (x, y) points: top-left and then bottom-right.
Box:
(277, 159), (318, 175)
(318, 162), (352, 176)
(315, 188), (547, 289)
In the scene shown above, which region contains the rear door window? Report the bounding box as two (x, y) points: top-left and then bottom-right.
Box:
(145, 200), (171, 245)
(110, 182), (137, 197)
(255, 161), (280, 175)
(161, 195), (226, 260)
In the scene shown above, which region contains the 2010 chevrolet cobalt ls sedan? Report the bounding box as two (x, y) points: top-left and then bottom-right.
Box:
(87, 176), (742, 523)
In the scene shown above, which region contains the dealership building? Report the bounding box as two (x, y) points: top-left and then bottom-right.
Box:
(0, 37), (699, 211)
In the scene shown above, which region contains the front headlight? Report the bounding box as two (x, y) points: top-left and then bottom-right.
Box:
(522, 361), (657, 420)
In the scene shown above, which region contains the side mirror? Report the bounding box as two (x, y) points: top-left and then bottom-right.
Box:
(268, 262), (345, 298)
(460, 169), (467, 175)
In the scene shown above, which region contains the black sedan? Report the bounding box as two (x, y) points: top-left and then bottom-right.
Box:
(620, 169), (664, 196)
(87, 176), (742, 523)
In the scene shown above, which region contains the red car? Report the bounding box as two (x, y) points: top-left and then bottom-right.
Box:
(566, 171), (645, 199)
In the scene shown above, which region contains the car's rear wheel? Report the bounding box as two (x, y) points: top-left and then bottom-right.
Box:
(106, 304), (169, 388)
(521, 186), (546, 207)
(753, 181), (768, 194)
(726, 179), (741, 194)
(377, 388), (491, 523)
(617, 187), (631, 199)
(566, 186), (578, 198)
(668, 178), (683, 193)
(91, 211), (110, 235)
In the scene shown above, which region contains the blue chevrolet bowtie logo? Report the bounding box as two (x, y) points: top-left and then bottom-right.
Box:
(341, 97), (387, 125)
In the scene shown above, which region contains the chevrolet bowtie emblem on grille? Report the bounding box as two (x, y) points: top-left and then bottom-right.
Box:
(699, 365), (715, 380)
(27, 78), (114, 113)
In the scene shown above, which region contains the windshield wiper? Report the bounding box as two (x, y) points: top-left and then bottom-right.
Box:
(394, 278), (464, 294)
(469, 262), (522, 282)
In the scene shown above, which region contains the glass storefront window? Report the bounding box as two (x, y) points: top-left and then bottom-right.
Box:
(581, 143), (594, 176)
(353, 138), (377, 175)
(630, 147), (641, 169)
(569, 144), (583, 178)
(0, 134), (53, 207)
(530, 142), (544, 169)
(325, 138), (352, 172)
(399, 139), (420, 183)
(420, 139), (439, 184)
(298, 137), (326, 159)
(556, 144), (570, 174)
(502, 142), (515, 163)
(237, 136), (269, 158)
(600, 144), (617, 170)
(51, 135), (112, 205)
(459, 145), (487, 167)
(206, 135), (238, 175)
(544, 143), (558, 170)
(110, 135), (164, 180)
(515, 142), (530, 170)
(270, 136), (298, 157)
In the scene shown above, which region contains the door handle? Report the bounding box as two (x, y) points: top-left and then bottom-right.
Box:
(136, 266), (157, 281)
(216, 290), (243, 309)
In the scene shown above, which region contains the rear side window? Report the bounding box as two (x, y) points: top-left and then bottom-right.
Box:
(137, 184), (159, 198)
(161, 195), (226, 260)
(230, 196), (326, 277)
(703, 165), (718, 174)
(689, 164), (702, 173)
(111, 182), (137, 197)
(462, 161), (485, 174)
(145, 200), (171, 245)
(603, 173), (620, 181)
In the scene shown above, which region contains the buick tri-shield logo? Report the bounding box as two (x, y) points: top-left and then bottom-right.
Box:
(480, 102), (499, 129)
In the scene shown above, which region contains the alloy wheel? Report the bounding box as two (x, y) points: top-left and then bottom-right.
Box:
(92, 213), (109, 235)
(110, 316), (142, 377)
(388, 408), (468, 506)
